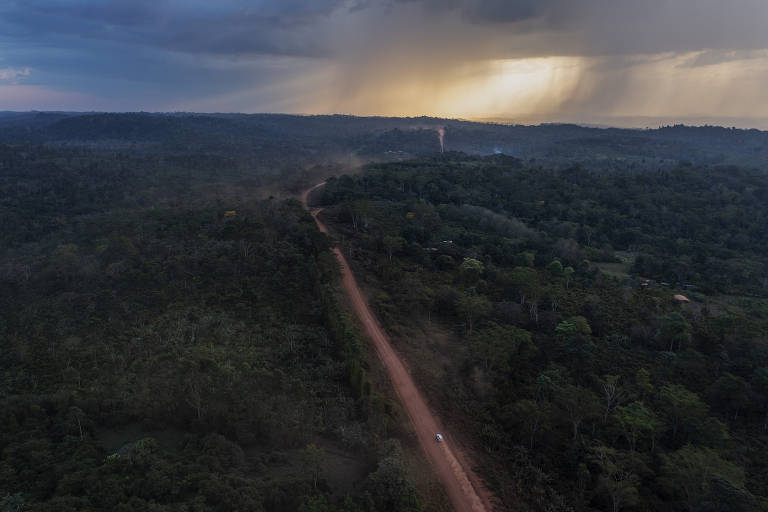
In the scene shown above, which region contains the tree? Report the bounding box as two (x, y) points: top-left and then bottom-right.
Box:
(510, 399), (551, 451)
(299, 494), (331, 512)
(589, 445), (641, 512)
(752, 367), (768, 431)
(576, 463), (591, 495)
(699, 476), (760, 512)
(709, 373), (750, 421)
(634, 368), (654, 402)
(547, 259), (564, 277)
(661, 444), (745, 512)
(556, 384), (600, 441)
(556, 316), (592, 339)
(470, 322), (532, 375)
(614, 402), (662, 452)
(400, 276), (435, 320)
(556, 317), (595, 363)
(382, 235), (405, 262)
(363, 440), (421, 512)
(659, 384), (708, 440)
(690, 417), (730, 448)
(66, 406), (87, 440)
(656, 312), (691, 352)
(516, 251), (535, 267)
(455, 293), (491, 333)
(459, 257), (484, 287)
(547, 284), (566, 312)
(303, 443), (325, 489)
(0, 494), (25, 512)
(564, 266), (575, 289)
(599, 375), (625, 423)
(343, 200), (374, 232)
(506, 266), (539, 304)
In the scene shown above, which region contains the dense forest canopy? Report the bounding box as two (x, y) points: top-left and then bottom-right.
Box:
(2, 112), (768, 511)
(316, 153), (768, 511)
(0, 140), (424, 511)
(321, 155), (768, 297)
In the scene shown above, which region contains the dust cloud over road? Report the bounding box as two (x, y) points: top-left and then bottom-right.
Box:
(301, 182), (495, 512)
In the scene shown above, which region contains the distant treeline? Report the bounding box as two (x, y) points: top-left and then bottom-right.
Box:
(2, 112), (768, 168)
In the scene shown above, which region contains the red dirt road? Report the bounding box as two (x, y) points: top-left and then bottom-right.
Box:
(302, 183), (495, 512)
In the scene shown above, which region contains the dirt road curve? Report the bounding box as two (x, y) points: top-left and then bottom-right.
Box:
(302, 183), (494, 512)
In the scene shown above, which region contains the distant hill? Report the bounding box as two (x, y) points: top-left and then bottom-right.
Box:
(0, 111), (81, 129)
(1, 112), (767, 168)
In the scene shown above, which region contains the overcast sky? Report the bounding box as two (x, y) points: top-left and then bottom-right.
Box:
(2, 0), (768, 126)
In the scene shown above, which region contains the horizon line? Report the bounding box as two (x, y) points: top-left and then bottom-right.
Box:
(2, 110), (768, 132)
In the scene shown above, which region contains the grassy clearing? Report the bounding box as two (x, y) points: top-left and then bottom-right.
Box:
(594, 261), (632, 280)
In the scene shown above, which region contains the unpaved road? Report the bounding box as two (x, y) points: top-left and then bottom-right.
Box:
(302, 183), (494, 512)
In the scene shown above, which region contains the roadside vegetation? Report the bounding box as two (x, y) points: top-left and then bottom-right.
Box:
(318, 154), (768, 511)
(4, 112), (768, 511)
(0, 143), (424, 512)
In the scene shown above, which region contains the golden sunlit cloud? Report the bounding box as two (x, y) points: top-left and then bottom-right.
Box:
(275, 49), (768, 127)
(297, 57), (584, 119)
(435, 58), (583, 118)
(4, 0), (768, 127)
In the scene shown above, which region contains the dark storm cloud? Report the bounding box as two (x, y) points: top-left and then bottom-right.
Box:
(461, 0), (544, 24)
(0, 0), (352, 110)
(2, 0), (768, 118)
(4, 0), (768, 62)
(0, 0), (353, 57)
(390, 0), (768, 56)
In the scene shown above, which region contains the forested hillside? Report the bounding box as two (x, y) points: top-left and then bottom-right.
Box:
(0, 143), (425, 511)
(317, 154), (768, 511)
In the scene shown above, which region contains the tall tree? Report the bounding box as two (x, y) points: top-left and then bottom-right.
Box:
(470, 322), (532, 375)
(659, 384), (708, 440)
(459, 257), (484, 287)
(614, 402), (662, 452)
(656, 312), (692, 352)
(589, 445), (641, 512)
(455, 293), (491, 334)
(661, 444), (745, 512)
(556, 384), (601, 441)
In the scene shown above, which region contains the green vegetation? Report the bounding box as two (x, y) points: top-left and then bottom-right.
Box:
(4, 112), (768, 511)
(0, 142), (424, 511)
(318, 153), (768, 511)
(5, 112), (768, 170)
